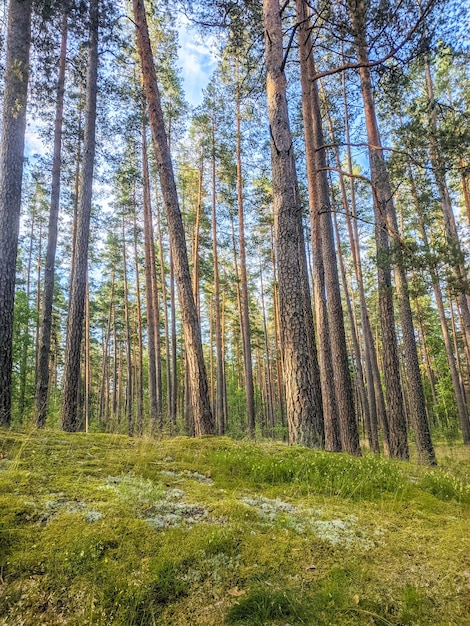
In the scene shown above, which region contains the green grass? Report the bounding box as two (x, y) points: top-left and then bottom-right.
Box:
(0, 429), (468, 625)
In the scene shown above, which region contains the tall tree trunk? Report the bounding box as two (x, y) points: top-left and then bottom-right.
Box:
(349, 0), (434, 463)
(122, 216), (133, 436)
(259, 244), (275, 436)
(342, 68), (389, 451)
(322, 74), (381, 452)
(270, 224), (285, 428)
(424, 58), (470, 377)
(263, 0), (323, 447)
(156, 200), (172, 427)
(133, 0), (214, 435)
(99, 271), (114, 426)
(133, 207), (144, 436)
(297, 0), (359, 454)
(36, 12), (68, 427)
(0, 0), (32, 426)
(61, 0), (99, 432)
(410, 166), (470, 443)
(19, 199), (36, 419)
(84, 279), (90, 433)
(348, 0), (408, 460)
(192, 153), (203, 321)
(212, 122), (225, 435)
(142, 123), (160, 430)
(235, 63), (256, 438)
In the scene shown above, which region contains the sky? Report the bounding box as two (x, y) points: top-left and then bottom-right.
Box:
(176, 16), (218, 107)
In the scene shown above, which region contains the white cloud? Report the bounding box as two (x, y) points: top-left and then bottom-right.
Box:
(177, 21), (218, 107)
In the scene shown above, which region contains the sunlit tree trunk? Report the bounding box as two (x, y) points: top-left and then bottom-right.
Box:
(133, 0), (214, 435)
(297, 0), (358, 452)
(263, 0), (323, 447)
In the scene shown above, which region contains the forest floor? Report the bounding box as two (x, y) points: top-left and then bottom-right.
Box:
(0, 430), (469, 625)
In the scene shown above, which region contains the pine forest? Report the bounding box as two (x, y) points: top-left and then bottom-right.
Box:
(1, 0), (470, 623)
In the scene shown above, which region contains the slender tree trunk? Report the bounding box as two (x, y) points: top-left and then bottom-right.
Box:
(156, 201), (172, 427)
(133, 0), (214, 435)
(348, 0), (410, 460)
(410, 167), (470, 443)
(259, 244), (275, 437)
(122, 217), (133, 436)
(84, 280), (90, 433)
(322, 75), (380, 452)
(424, 59), (470, 372)
(342, 69), (389, 451)
(19, 200), (35, 419)
(0, 0), (32, 425)
(270, 224), (285, 428)
(142, 124), (160, 430)
(61, 0), (99, 432)
(99, 271), (114, 426)
(192, 153), (203, 321)
(133, 207), (144, 436)
(211, 122), (225, 435)
(36, 13), (68, 427)
(350, 1), (435, 462)
(263, 0), (323, 447)
(169, 252), (178, 428)
(235, 62), (256, 438)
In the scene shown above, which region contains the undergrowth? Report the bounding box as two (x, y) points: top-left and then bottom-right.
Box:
(0, 430), (468, 625)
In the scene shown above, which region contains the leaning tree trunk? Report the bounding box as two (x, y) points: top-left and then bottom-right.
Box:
(133, 0), (214, 435)
(61, 0), (99, 432)
(349, 0), (434, 463)
(263, 0), (323, 447)
(0, 0), (32, 426)
(36, 12), (68, 428)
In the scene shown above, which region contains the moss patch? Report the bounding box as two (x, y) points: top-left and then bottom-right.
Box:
(0, 430), (468, 625)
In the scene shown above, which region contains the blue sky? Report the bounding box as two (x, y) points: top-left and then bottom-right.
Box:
(177, 17), (218, 107)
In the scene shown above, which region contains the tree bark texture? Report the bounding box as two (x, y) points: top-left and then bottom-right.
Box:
(61, 0), (99, 432)
(349, 0), (435, 463)
(297, 0), (360, 455)
(235, 73), (256, 438)
(133, 0), (214, 435)
(348, 0), (409, 460)
(263, 0), (323, 447)
(36, 12), (68, 428)
(0, 0), (32, 425)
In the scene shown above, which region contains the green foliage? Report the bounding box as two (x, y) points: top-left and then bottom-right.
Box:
(420, 469), (470, 503)
(208, 444), (404, 499)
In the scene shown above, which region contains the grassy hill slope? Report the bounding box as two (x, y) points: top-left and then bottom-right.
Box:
(0, 431), (469, 625)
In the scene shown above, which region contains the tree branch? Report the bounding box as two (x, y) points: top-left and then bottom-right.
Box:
(310, 0), (436, 82)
